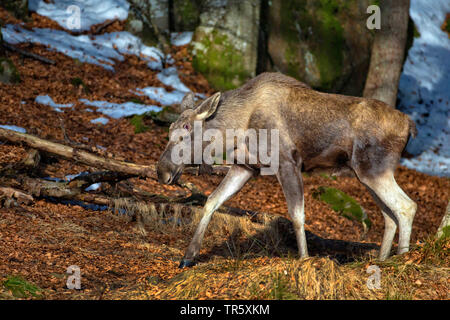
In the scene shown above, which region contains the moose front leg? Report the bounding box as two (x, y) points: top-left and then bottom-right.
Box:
(276, 160), (309, 258)
(179, 165), (254, 268)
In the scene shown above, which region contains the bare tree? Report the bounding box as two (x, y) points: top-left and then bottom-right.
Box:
(363, 0), (410, 107)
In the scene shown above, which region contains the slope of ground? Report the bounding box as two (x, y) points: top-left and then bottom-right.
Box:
(0, 6), (448, 300)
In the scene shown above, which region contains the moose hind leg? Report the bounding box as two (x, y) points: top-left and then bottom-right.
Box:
(362, 172), (417, 257)
(276, 160), (308, 258)
(366, 187), (398, 261)
(180, 165), (254, 268)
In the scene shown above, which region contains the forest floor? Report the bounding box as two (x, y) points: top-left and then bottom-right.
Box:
(0, 8), (449, 300)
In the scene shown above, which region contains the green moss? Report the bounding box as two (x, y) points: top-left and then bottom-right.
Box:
(312, 186), (371, 232)
(284, 44), (302, 79)
(191, 30), (251, 91)
(278, 0), (345, 91)
(442, 225), (450, 238)
(309, 1), (345, 90)
(173, 0), (201, 31)
(129, 115), (148, 134)
(413, 25), (421, 38)
(3, 276), (42, 299)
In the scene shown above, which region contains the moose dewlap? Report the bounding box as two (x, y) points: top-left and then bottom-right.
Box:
(156, 72), (417, 267)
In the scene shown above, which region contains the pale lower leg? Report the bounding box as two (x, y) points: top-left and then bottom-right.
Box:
(181, 165), (254, 266)
(277, 161), (308, 258)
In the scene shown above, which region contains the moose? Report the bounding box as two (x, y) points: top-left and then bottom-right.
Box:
(157, 72), (417, 268)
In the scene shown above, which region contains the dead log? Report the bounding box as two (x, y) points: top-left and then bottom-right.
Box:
(0, 127), (156, 178)
(0, 186), (34, 206)
(0, 128), (229, 178)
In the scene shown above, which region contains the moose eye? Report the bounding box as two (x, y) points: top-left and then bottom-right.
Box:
(183, 124), (191, 131)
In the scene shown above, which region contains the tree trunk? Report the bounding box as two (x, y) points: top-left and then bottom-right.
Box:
(127, 0), (170, 53)
(363, 0), (410, 107)
(436, 201), (450, 239)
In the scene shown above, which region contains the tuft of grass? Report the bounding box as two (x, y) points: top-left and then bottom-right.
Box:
(70, 77), (91, 93)
(129, 114), (149, 133)
(419, 236), (450, 266)
(2, 276), (42, 299)
(267, 272), (299, 300)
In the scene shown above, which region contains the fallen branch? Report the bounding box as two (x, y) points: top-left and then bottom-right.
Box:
(91, 19), (117, 34)
(0, 128), (229, 179)
(0, 127), (157, 179)
(0, 186), (33, 206)
(2, 42), (55, 65)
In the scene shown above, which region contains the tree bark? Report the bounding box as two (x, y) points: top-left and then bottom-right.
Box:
(436, 201), (450, 239)
(363, 0), (410, 107)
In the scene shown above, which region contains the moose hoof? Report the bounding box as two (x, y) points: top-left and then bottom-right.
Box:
(179, 259), (197, 268)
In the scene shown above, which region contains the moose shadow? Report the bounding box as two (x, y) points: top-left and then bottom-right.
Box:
(201, 216), (380, 264)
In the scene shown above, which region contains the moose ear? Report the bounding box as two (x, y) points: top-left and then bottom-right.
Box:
(180, 92), (195, 111)
(195, 92), (221, 120)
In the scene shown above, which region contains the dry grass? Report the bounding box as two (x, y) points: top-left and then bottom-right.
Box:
(104, 201), (449, 300)
(150, 244), (449, 300)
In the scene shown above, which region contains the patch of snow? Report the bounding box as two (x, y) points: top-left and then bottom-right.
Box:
(132, 87), (187, 106)
(46, 172), (100, 191)
(398, 0), (450, 177)
(35, 95), (73, 112)
(85, 183), (101, 191)
(28, 0), (129, 32)
(157, 67), (191, 93)
(90, 117), (109, 125)
(1, 25), (164, 71)
(80, 99), (162, 118)
(0, 125), (26, 133)
(170, 32), (193, 46)
(65, 172), (87, 181)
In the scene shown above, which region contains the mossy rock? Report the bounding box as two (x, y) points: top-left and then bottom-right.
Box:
(191, 29), (252, 91)
(190, 0), (260, 91)
(0, 58), (21, 84)
(268, 0), (375, 95)
(172, 0), (203, 31)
